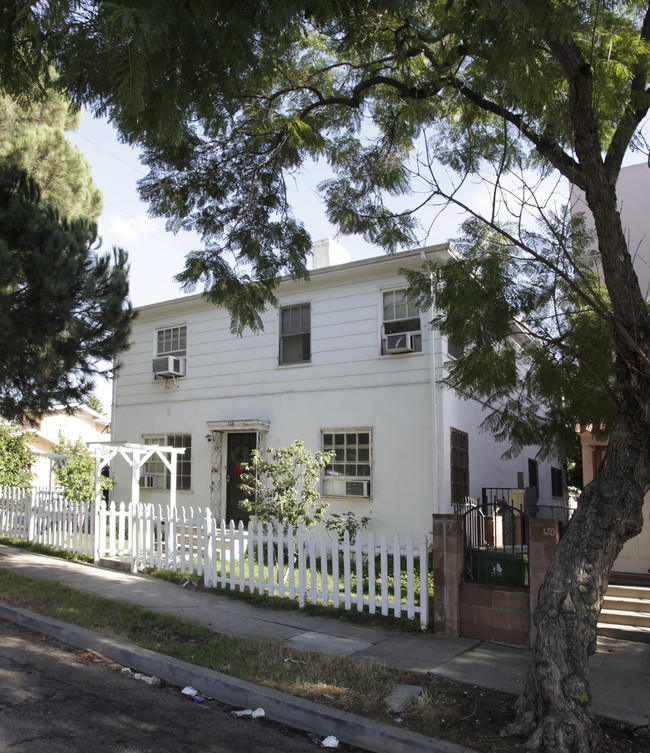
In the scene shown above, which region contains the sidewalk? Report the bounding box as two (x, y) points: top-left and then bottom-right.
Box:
(1, 544), (648, 735)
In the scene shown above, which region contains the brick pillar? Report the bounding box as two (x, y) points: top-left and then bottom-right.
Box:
(432, 514), (464, 636)
(528, 518), (560, 645)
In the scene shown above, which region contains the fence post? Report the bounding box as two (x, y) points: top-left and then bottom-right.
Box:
(297, 527), (307, 608)
(419, 534), (429, 630)
(432, 513), (464, 636)
(204, 508), (213, 588)
(27, 488), (36, 543)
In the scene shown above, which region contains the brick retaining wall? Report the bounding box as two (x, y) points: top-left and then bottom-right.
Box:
(433, 513), (560, 647)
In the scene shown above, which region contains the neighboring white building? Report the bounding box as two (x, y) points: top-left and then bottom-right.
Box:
(30, 405), (111, 488)
(110, 240), (564, 539)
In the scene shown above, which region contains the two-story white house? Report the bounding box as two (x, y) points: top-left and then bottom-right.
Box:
(110, 239), (563, 539)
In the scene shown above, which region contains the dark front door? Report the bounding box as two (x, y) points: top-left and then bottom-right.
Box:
(226, 432), (257, 524)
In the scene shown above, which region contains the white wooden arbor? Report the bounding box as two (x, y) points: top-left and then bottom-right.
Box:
(90, 442), (186, 561)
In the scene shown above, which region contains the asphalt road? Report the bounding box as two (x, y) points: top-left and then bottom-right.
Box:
(0, 618), (343, 753)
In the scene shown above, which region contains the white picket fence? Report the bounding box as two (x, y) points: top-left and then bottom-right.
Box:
(0, 489), (431, 629)
(131, 503), (430, 629)
(0, 487), (131, 558)
(0, 486), (95, 555)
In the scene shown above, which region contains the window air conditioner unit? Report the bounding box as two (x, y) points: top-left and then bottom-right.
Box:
(345, 481), (371, 498)
(140, 474), (164, 489)
(153, 356), (186, 378)
(385, 332), (413, 354)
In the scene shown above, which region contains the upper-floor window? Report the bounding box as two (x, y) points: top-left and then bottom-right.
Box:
(322, 429), (372, 498)
(381, 288), (422, 354)
(142, 434), (192, 491)
(279, 304), (310, 365)
(450, 428), (469, 503)
(156, 325), (187, 358)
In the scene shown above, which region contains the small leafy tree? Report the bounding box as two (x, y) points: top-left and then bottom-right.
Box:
(53, 436), (111, 503)
(0, 421), (34, 487)
(239, 440), (333, 530)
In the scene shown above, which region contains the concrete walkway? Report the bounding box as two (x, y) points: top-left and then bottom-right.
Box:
(0, 544), (648, 738)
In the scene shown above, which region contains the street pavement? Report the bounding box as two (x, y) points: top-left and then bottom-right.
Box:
(0, 619), (330, 753)
(0, 543), (648, 752)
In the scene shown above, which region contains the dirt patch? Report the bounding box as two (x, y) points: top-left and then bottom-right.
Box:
(306, 671), (650, 753)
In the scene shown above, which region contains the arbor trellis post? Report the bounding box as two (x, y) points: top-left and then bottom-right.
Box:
(91, 442), (186, 565)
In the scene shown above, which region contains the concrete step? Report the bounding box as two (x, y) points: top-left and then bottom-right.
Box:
(605, 584), (650, 602)
(598, 584), (650, 643)
(600, 606), (650, 628)
(97, 556), (131, 572)
(597, 622), (650, 644)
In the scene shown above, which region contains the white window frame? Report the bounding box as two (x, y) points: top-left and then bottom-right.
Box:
(279, 303), (311, 365)
(321, 429), (372, 498)
(155, 325), (187, 358)
(143, 434), (192, 491)
(381, 287), (422, 355)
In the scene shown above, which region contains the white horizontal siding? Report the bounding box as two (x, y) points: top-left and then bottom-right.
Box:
(116, 265), (435, 406)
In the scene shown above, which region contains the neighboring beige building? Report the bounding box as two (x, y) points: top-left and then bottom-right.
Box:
(579, 427), (650, 578)
(29, 405), (111, 488)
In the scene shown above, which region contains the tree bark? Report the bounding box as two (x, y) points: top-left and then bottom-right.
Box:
(505, 408), (647, 752)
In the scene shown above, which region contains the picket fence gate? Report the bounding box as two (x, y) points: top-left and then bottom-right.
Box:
(0, 488), (431, 629)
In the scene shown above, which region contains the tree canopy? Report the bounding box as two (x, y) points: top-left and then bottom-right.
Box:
(0, 84), (103, 220)
(0, 167), (134, 422)
(0, 13), (134, 423)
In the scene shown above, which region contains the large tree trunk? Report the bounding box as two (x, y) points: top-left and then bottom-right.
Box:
(506, 409), (646, 752)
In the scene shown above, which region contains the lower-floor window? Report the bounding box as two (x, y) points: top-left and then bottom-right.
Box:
(322, 429), (372, 498)
(450, 428), (469, 503)
(143, 434), (192, 491)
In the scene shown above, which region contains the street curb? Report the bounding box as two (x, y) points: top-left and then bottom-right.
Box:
(0, 602), (477, 753)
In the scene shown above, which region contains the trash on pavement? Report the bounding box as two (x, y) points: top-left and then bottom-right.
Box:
(120, 668), (161, 686)
(321, 736), (339, 748)
(231, 707), (265, 718)
(181, 686), (211, 702)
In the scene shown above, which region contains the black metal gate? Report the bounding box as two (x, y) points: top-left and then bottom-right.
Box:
(458, 493), (529, 588)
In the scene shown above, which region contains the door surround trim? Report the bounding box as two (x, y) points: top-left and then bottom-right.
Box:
(206, 420), (270, 519)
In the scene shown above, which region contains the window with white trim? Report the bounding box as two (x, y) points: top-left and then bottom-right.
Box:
(156, 325), (187, 358)
(142, 434), (192, 491)
(279, 304), (310, 365)
(381, 288), (422, 354)
(322, 429), (372, 497)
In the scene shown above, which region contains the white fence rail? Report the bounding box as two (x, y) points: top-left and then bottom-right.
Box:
(0, 489), (431, 629)
(131, 504), (430, 629)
